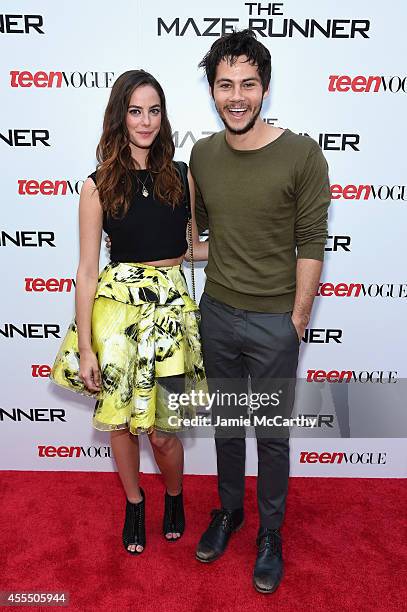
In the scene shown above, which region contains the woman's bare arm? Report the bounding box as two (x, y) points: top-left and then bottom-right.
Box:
(75, 177), (103, 391)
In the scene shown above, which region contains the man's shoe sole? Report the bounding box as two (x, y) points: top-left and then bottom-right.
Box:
(253, 570), (283, 594)
(195, 551), (221, 563)
(253, 580), (280, 594)
(195, 520), (244, 563)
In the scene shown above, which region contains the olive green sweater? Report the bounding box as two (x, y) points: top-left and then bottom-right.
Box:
(189, 129), (330, 312)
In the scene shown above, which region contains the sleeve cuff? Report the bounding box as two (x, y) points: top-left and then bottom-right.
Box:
(297, 242), (325, 261)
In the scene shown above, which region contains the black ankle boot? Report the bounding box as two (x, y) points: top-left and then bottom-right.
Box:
(195, 507), (244, 562)
(163, 489), (185, 541)
(253, 528), (283, 594)
(122, 488), (146, 555)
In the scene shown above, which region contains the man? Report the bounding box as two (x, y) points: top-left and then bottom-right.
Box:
(189, 30), (330, 594)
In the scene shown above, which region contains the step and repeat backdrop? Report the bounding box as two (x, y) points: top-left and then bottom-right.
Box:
(1, 1), (406, 476)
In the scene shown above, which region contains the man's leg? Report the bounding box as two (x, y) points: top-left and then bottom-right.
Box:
(244, 310), (300, 592)
(196, 292), (247, 561)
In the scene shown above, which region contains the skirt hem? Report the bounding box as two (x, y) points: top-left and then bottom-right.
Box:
(92, 418), (188, 436)
(49, 373), (99, 399)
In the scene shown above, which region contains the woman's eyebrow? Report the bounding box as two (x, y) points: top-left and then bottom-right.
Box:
(128, 104), (161, 109)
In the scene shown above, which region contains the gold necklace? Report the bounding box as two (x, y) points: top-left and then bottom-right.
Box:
(136, 171), (152, 197)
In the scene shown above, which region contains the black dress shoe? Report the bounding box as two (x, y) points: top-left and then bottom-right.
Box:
(253, 528), (283, 594)
(195, 507), (244, 563)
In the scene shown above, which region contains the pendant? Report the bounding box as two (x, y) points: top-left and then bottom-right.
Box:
(142, 187), (149, 197)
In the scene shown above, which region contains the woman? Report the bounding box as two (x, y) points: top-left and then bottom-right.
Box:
(50, 70), (208, 555)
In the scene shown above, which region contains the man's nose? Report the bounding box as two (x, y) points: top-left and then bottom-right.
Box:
(229, 86), (245, 101)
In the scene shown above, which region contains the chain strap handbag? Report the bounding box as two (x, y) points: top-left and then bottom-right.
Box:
(175, 161), (195, 302)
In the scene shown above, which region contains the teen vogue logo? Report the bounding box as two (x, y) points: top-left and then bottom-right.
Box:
(316, 283), (407, 298)
(31, 364), (51, 377)
(38, 445), (112, 459)
(299, 451), (387, 465)
(18, 179), (83, 196)
(25, 278), (75, 292)
(331, 184), (407, 202)
(328, 75), (407, 94)
(306, 370), (397, 383)
(10, 70), (115, 89)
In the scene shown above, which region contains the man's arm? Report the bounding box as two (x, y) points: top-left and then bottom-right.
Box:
(292, 142), (331, 338)
(292, 259), (322, 336)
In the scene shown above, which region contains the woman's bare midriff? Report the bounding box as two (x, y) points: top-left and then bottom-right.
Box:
(140, 255), (185, 267)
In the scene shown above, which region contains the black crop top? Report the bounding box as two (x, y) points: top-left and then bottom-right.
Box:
(88, 164), (189, 263)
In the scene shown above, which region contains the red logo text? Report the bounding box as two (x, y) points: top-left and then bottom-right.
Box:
(328, 75), (407, 93)
(38, 445), (111, 458)
(18, 179), (83, 196)
(25, 278), (75, 292)
(300, 451), (387, 464)
(31, 364), (51, 377)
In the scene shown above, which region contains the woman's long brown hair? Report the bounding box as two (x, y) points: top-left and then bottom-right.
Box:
(95, 70), (183, 218)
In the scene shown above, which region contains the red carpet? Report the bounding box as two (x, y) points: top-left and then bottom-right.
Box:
(1, 472), (406, 611)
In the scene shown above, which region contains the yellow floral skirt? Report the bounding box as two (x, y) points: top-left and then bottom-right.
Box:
(50, 262), (206, 434)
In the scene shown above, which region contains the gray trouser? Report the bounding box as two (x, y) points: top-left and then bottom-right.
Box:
(199, 292), (300, 529)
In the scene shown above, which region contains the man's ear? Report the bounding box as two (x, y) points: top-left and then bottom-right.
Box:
(209, 84), (214, 98)
(263, 85), (270, 100)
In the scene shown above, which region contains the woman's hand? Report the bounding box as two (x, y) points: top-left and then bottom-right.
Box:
(79, 349), (102, 392)
(105, 235), (112, 250)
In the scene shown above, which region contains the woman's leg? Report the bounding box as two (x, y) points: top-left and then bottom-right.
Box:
(149, 430), (184, 539)
(110, 428), (144, 552)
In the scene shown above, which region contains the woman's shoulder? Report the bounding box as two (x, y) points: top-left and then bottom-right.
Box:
(81, 173), (101, 202)
(87, 170), (97, 185)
